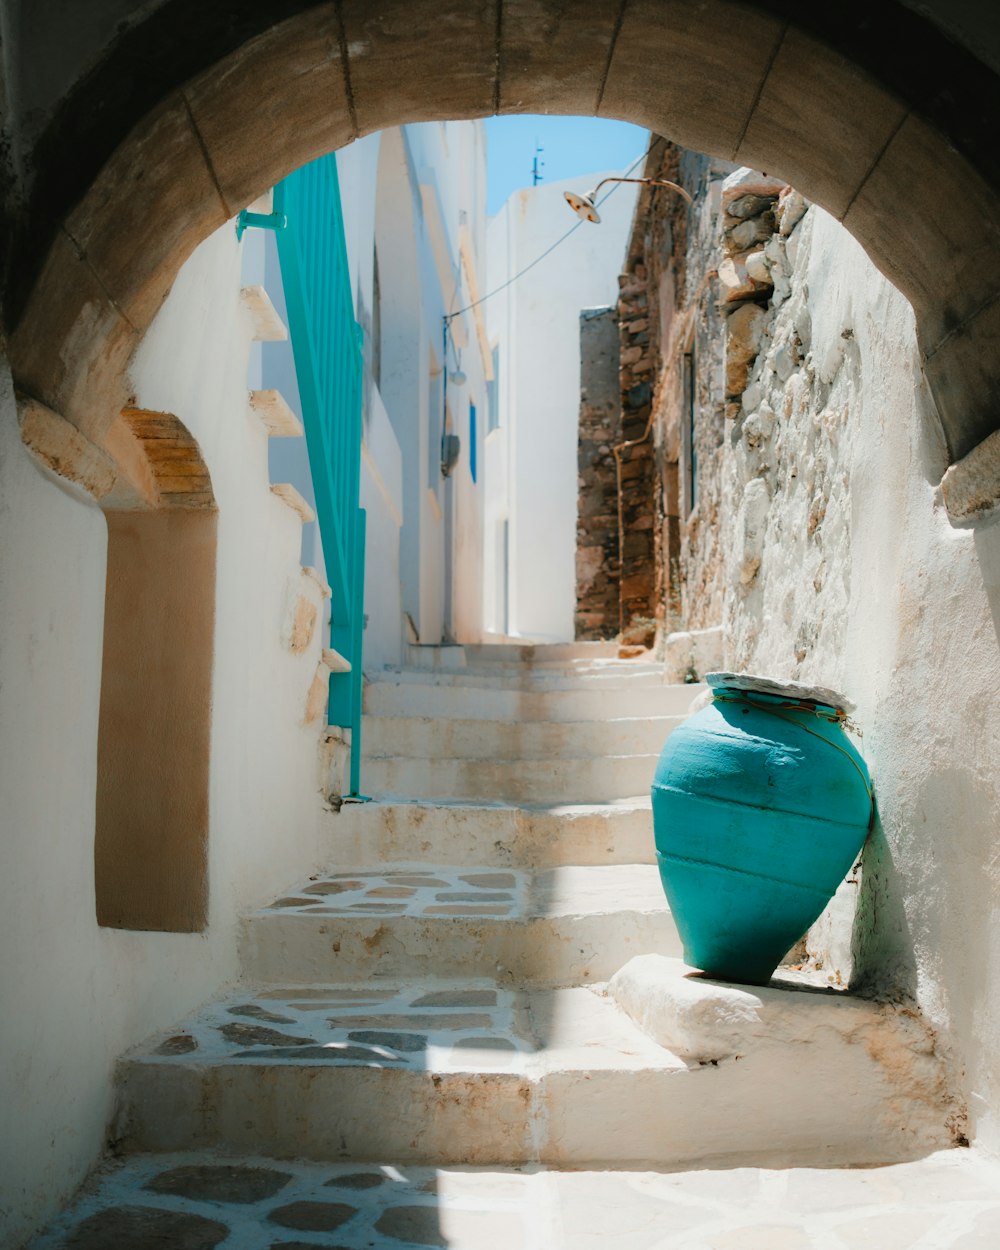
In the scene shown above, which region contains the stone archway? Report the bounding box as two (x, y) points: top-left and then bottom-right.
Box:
(5, 1), (1000, 516)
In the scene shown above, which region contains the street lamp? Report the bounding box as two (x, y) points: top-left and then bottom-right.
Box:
(564, 176), (693, 224)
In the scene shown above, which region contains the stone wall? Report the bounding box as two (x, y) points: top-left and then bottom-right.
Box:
(653, 149), (732, 642)
(615, 212), (659, 646)
(607, 141), (735, 663)
(573, 139), (682, 648)
(716, 193), (999, 1093)
(627, 150), (812, 672)
(719, 180), (845, 676)
(575, 306), (621, 638)
(637, 154), (1000, 1151)
(575, 138), (730, 649)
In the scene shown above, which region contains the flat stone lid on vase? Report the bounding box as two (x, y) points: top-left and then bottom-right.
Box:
(705, 671), (855, 715)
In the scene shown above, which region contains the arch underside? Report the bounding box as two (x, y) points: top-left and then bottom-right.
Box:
(6, 0), (1000, 501)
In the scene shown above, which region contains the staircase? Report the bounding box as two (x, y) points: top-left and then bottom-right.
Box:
(33, 644), (974, 1249)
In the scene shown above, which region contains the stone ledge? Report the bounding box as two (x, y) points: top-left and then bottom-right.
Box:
(664, 626), (724, 685)
(17, 395), (118, 501)
(271, 482), (315, 523)
(609, 953), (945, 1071)
(941, 428), (1000, 526)
(240, 285), (288, 341)
(321, 648), (351, 674)
(280, 576), (319, 656)
(302, 565), (332, 599)
(251, 389), (303, 438)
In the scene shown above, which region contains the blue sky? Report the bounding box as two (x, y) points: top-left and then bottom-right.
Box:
(484, 116), (649, 216)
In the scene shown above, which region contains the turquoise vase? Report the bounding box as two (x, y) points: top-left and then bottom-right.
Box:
(651, 682), (872, 985)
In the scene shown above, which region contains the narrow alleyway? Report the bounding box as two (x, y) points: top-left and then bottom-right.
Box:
(32, 645), (1000, 1249)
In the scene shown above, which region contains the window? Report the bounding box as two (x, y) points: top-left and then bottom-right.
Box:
(469, 402), (478, 483)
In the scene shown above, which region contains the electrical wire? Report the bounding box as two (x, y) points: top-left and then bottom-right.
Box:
(444, 138), (657, 324)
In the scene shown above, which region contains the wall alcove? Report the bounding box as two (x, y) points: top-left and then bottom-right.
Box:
(94, 408), (217, 932)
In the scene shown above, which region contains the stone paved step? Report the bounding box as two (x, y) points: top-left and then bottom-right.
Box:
(326, 798), (658, 868)
(465, 640), (623, 662)
(239, 863), (678, 984)
(363, 676), (702, 721)
(115, 976), (955, 1169)
(359, 752), (660, 803)
(406, 640), (623, 668)
(363, 713), (682, 761)
(35, 1149), (1000, 1250)
(369, 665), (683, 692)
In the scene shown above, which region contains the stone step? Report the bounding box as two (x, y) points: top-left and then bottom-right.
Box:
(406, 640), (622, 668)
(363, 713), (681, 761)
(239, 863), (678, 985)
(115, 975), (955, 1169)
(467, 640), (623, 662)
(358, 752), (659, 803)
(34, 1148), (1000, 1250)
(363, 677), (702, 722)
(404, 651), (656, 676)
(369, 665), (681, 692)
(326, 798), (657, 868)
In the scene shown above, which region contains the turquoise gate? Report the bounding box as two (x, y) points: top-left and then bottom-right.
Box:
(272, 155), (366, 796)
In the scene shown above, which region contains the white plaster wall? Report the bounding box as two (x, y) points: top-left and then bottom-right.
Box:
(360, 384), (404, 671)
(486, 171), (639, 641)
(255, 146), (406, 674)
(409, 121), (488, 645)
(338, 123), (489, 651)
(0, 219), (333, 1247)
(243, 124), (487, 668)
(0, 128), (493, 1237)
(128, 222), (331, 908)
(253, 227), (322, 574)
(721, 204), (1000, 1152)
(483, 419), (510, 635)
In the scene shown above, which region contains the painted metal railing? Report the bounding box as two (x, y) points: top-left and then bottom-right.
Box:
(273, 155), (366, 796)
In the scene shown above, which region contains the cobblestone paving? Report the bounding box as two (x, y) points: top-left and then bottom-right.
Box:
(143, 982), (528, 1072)
(265, 869), (522, 919)
(30, 1150), (1000, 1249)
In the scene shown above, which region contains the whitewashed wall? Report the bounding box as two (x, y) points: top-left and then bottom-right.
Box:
(486, 170), (639, 641)
(0, 221), (333, 1248)
(0, 125), (492, 1244)
(722, 204), (1000, 1153)
(337, 122), (489, 657)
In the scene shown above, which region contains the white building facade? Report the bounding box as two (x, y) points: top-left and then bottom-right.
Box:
(0, 121), (489, 1246)
(485, 169), (640, 641)
(251, 121), (490, 668)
